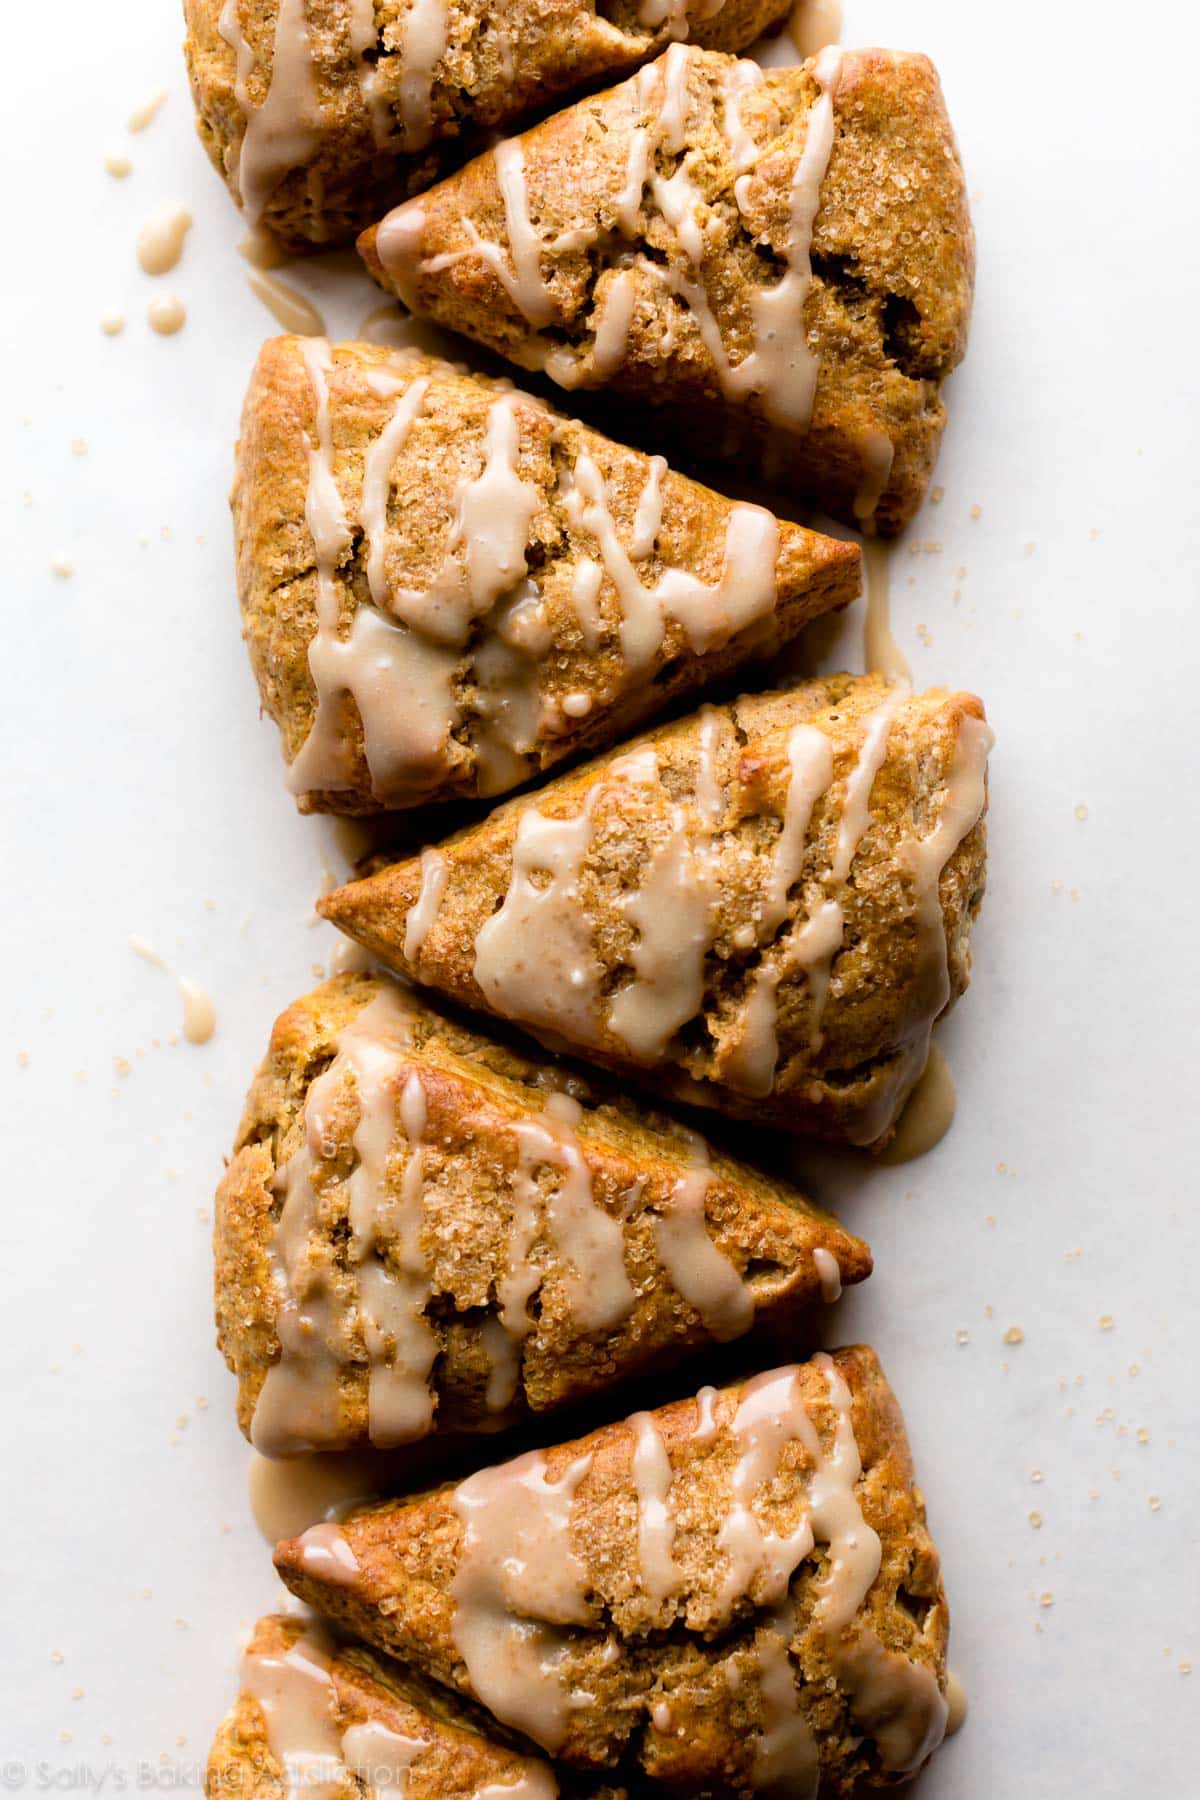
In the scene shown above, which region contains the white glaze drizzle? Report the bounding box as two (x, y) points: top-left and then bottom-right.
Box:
(403, 848), (448, 963)
(607, 749), (716, 1059)
(631, 1410), (679, 1601)
(241, 1623), (559, 1800)
(812, 1246), (842, 1303)
(218, 0), (322, 229)
(651, 1151), (754, 1341)
(725, 688), (903, 1097)
(512, 1102), (636, 1334)
(662, 47), (844, 431)
(345, 0), (390, 146)
(250, 986), (438, 1454)
(473, 782), (607, 1041)
(451, 1450), (595, 1751)
(247, 269), (326, 335)
(562, 448), (778, 672)
(747, 1606), (820, 1797)
(396, 0), (449, 152)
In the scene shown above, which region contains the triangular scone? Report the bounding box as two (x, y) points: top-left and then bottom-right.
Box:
(359, 46), (974, 535)
(206, 1614), (590, 1800)
(217, 973), (870, 1456)
(319, 676), (992, 1147)
(185, 0), (795, 254)
(235, 336), (860, 813)
(275, 1349), (950, 1793)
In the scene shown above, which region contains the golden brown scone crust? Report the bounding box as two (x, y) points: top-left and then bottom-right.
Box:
(184, 0), (793, 252)
(216, 972), (870, 1447)
(359, 47), (974, 533)
(274, 1348), (949, 1794)
(318, 677), (990, 1146)
(206, 1613), (581, 1799)
(234, 335), (860, 813)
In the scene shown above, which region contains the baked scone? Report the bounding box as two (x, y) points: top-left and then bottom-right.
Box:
(218, 972), (870, 1456)
(206, 1613), (579, 1799)
(184, 0), (793, 253)
(274, 1349), (950, 1793)
(359, 45), (974, 534)
(235, 336), (860, 813)
(318, 676), (992, 1147)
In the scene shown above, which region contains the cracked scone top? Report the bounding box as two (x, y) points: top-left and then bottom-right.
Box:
(275, 1350), (950, 1794)
(319, 676), (993, 1147)
(234, 335), (860, 813)
(206, 1613), (582, 1799)
(216, 973), (870, 1456)
(184, 0), (794, 251)
(360, 44), (975, 534)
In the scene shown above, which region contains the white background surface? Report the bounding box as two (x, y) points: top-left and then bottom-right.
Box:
(3, 0), (1197, 1790)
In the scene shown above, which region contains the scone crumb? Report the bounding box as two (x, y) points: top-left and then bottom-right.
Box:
(1003, 1325), (1025, 1345)
(1030, 1469), (1044, 1484)
(100, 312), (126, 336)
(1149, 1496), (1162, 1512)
(955, 1329), (969, 1346)
(1039, 1592), (1054, 1608)
(969, 503), (982, 519)
(104, 151), (132, 178)
(50, 1651), (64, 1664)
(1099, 1314), (1114, 1330)
(930, 486), (944, 505)
(1075, 803), (1089, 821)
(1028, 1511), (1042, 1528)
(51, 555), (74, 578)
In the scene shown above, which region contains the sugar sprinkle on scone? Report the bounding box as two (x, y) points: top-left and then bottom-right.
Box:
(216, 972), (870, 1456)
(274, 1349), (950, 1794)
(320, 676), (992, 1147)
(234, 335), (860, 813)
(184, 0), (797, 252)
(360, 45), (974, 533)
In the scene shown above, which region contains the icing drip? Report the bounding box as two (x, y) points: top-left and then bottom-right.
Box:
(473, 783), (606, 1041)
(726, 688), (906, 1097)
(607, 750), (715, 1059)
(720, 59), (765, 174)
(812, 1246), (842, 1303)
(362, 377), (432, 609)
(722, 723), (834, 1097)
(591, 269), (638, 374)
(806, 1354), (948, 1768)
(341, 1721), (424, 1799)
(250, 986), (439, 1454)
(715, 1369), (817, 1613)
(451, 1450), (595, 1750)
(396, 0), (448, 152)
(694, 704), (725, 825)
(241, 1624), (558, 1800)
(651, 1154), (753, 1340)
(662, 47), (844, 431)
(295, 1520), (363, 1586)
(512, 1105), (636, 1334)
(747, 1607), (820, 1798)
(218, 0), (322, 229)
(286, 347), (461, 805)
(240, 1630), (348, 1800)
(403, 848), (448, 963)
(424, 140), (558, 327)
(853, 428), (895, 525)
(637, 0), (693, 40)
(630, 456), (667, 558)
(345, 0), (391, 147)
(712, 1359), (946, 1779)
(614, 67), (658, 234)
(862, 540), (911, 683)
(562, 449), (778, 671)
(631, 1410), (679, 1602)
(457, 396), (541, 604)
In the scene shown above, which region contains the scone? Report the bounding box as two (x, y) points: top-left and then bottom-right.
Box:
(235, 336), (860, 813)
(184, 0), (794, 252)
(218, 972), (870, 1456)
(359, 45), (974, 534)
(206, 1613), (578, 1799)
(318, 676), (992, 1147)
(274, 1349), (950, 1794)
